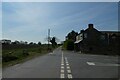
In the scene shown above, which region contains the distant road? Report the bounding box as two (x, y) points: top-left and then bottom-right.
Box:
(2, 47), (119, 79)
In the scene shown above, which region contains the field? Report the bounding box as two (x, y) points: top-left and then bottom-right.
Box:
(2, 44), (58, 68)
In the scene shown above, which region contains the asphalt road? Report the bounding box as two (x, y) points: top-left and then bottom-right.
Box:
(2, 47), (120, 78)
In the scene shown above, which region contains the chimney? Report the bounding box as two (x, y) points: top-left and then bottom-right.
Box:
(88, 24), (94, 29)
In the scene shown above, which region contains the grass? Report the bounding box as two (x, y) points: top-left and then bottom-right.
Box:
(2, 44), (58, 68)
(3, 51), (48, 68)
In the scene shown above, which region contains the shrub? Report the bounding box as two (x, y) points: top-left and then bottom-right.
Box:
(2, 53), (18, 62)
(38, 47), (42, 53)
(63, 40), (74, 50)
(22, 49), (29, 56)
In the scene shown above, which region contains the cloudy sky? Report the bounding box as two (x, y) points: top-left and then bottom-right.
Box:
(2, 2), (118, 43)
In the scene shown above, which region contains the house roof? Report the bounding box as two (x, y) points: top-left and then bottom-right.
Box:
(84, 27), (102, 35)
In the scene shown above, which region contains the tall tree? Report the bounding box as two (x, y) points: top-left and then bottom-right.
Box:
(66, 30), (78, 42)
(50, 37), (57, 48)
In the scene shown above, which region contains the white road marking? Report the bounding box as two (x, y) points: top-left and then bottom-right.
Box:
(67, 70), (71, 73)
(61, 53), (73, 78)
(65, 57), (68, 62)
(65, 57), (73, 78)
(61, 66), (64, 69)
(66, 63), (69, 66)
(60, 51), (65, 78)
(60, 74), (65, 78)
(65, 57), (69, 65)
(87, 62), (120, 66)
(61, 64), (64, 66)
(68, 74), (73, 78)
(87, 62), (95, 65)
(67, 66), (70, 69)
(61, 70), (64, 73)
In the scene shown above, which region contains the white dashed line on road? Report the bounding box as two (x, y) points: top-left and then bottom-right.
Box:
(61, 70), (64, 73)
(60, 74), (65, 78)
(65, 57), (73, 79)
(67, 66), (70, 69)
(60, 52), (73, 78)
(61, 66), (64, 69)
(67, 70), (71, 73)
(65, 57), (68, 62)
(60, 51), (65, 78)
(68, 74), (73, 78)
(66, 63), (69, 66)
(87, 61), (120, 66)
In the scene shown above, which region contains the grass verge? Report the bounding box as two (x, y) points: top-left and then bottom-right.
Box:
(2, 44), (59, 68)
(3, 51), (50, 68)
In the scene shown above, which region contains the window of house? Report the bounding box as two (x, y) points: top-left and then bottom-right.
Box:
(80, 34), (83, 40)
(84, 33), (87, 38)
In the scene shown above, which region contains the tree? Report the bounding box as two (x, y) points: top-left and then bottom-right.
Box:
(38, 42), (41, 45)
(63, 39), (74, 50)
(12, 40), (20, 44)
(66, 30), (78, 42)
(25, 41), (28, 45)
(50, 37), (57, 48)
(29, 42), (34, 45)
(63, 30), (78, 50)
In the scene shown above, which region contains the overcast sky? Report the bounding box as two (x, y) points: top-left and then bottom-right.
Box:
(2, 2), (118, 43)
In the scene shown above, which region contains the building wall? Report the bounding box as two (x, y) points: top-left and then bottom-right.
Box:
(82, 24), (102, 46)
(76, 33), (83, 41)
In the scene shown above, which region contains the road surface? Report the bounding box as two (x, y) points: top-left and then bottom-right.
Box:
(2, 47), (120, 79)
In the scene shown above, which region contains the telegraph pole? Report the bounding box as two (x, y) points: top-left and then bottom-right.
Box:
(48, 29), (50, 50)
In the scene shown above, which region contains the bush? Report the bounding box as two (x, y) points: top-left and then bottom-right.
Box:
(22, 49), (29, 56)
(63, 40), (74, 50)
(37, 47), (42, 53)
(2, 53), (18, 62)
